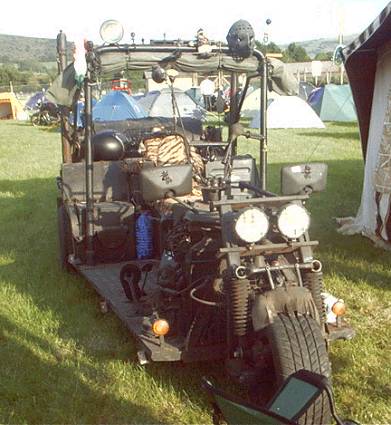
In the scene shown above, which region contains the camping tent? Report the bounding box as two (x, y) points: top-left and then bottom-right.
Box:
(0, 92), (23, 120)
(242, 89), (280, 118)
(299, 82), (316, 101)
(308, 84), (357, 122)
(93, 91), (146, 122)
(338, 2), (391, 248)
(250, 96), (325, 129)
(25, 91), (47, 111)
(185, 87), (203, 106)
(69, 100), (96, 128)
(137, 88), (204, 120)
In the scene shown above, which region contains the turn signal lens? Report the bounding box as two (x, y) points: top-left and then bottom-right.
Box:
(152, 319), (170, 336)
(332, 300), (346, 316)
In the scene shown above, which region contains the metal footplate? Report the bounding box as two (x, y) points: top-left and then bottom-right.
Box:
(77, 262), (182, 362)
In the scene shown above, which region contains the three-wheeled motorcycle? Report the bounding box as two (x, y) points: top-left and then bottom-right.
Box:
(52, 20), (354, 424)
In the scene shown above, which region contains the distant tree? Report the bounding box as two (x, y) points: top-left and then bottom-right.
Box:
(282, 43), (311, 62)
(0, 65), (20, 85)
(124, 70), (146, 92)
(46, 67), (58, 82)
(17, 60), (47, 73)
(314, 51), (333, 61)
(0, 64), (54, 92)
(255, 41), (282, 55)
(0, 55), (10, 63)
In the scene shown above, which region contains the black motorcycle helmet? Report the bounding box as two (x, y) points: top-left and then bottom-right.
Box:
(92, 130), (126, 161)
(226, 20), (255, 58)
(151, 65), (167, 84)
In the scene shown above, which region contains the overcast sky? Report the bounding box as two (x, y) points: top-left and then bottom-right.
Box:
(1, 0), (389, 44)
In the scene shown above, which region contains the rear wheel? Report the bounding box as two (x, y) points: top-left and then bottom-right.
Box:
(57, 204), (73, 271)
(268, 313), (331, 425)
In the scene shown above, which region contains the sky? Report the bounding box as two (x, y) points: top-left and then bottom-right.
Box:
(1, 0), (390, 45)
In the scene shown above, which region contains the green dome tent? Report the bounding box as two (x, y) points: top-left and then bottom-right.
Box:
(308, 84), (357, 122)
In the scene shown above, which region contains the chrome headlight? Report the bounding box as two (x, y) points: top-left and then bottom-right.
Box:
(277, 204), (310, 239)
(100, 20), (124, 44)
(235, 208), (269, 243)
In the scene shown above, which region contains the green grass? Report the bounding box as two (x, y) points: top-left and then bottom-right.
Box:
(0, 120), (390, 423)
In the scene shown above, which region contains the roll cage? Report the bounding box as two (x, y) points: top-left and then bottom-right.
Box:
(57, 34), (270, 265)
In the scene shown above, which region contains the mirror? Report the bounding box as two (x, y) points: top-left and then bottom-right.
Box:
(268, 377), (321, 419)
(203, 370), (358, 425)
(281, 163), (327, 196)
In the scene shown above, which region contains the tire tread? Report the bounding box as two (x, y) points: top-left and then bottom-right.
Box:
(268, 313), (331, 425)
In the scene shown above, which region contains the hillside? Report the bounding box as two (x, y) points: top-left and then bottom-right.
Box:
(283, 34), (358, 58)
(0, 32), (359, 64)
(0, 34), (73, 64)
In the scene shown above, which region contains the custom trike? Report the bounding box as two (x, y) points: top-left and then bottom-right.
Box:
(51, 20), (354, 424)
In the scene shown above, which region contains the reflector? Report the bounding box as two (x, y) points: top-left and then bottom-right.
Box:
(152, 319), (170, 336)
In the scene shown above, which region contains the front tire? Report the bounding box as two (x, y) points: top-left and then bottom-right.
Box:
(31, 113), (41, 127)
(268, 313), (331, 425)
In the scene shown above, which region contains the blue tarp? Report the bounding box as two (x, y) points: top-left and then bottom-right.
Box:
(93, 91), (147, 122)
(25, 92), (46, 110)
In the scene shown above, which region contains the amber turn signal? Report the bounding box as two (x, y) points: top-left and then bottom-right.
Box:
(152, 319), (170, 336)
(332, 300), (346, 316)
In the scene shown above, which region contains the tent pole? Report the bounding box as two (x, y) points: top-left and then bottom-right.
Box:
(228, 72), (238, 156)
(260, 60), (268, 190)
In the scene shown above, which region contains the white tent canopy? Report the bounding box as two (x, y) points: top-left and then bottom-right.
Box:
(137, 88), (205, 120)
(250, 96), (325, 129)
(339, 3), (391, 248)
(242, 88), (280, 118)
(339, 43), (391, 248)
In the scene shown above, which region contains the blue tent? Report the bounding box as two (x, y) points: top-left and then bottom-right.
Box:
(93, 91), (147, 122)
(69, 100), (97, 128)
(308, 84), (357, 122)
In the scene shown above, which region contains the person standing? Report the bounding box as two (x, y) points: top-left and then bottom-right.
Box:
(200, 77), (215, 111)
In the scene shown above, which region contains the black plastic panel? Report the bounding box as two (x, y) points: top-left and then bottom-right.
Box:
(139, 164), (193, 202)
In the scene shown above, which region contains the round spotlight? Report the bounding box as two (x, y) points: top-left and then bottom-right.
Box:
(100, 20), (124, 44)
(277, 203), (310, 239)
(235, 208), (269, 244)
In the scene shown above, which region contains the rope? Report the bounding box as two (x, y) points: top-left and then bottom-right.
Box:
(168, 79), (192, 162)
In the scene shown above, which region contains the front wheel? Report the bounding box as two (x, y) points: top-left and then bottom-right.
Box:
(268, 313), (331, 425)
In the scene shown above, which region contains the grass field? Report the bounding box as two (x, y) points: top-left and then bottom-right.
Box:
(0, 120), (390, 424)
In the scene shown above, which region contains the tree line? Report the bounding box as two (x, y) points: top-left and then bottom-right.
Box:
(255, 41), (333, 62)
(0, 62), (57, 93)
(0, 40), (333, 93)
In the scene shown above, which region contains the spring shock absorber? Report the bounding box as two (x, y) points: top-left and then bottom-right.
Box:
(229, 279), (250, 337)
(303, 270), (327, 323)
